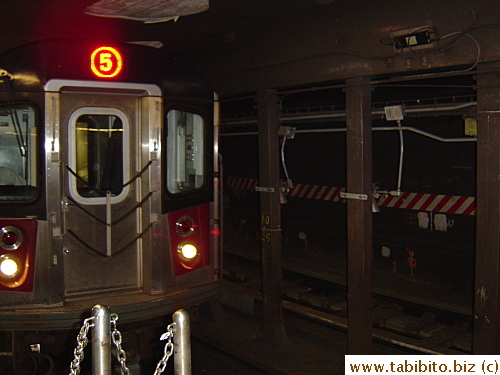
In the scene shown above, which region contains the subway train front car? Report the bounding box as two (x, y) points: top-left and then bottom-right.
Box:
(0, 40), (221, 372)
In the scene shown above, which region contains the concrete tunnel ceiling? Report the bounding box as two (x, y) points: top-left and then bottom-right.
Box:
(0, 0), (498, 96)
(87, 0), (496, 97)
(86, 0), (209, 23)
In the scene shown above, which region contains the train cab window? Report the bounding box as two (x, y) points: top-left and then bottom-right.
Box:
(0, 105), (38, 201)
(166, 110), (205, 194)
(68, 107), (129, 204)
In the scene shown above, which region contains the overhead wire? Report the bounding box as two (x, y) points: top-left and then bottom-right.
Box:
(278, 96), (293, 191)
(377, 24), (490, 81)
(440, 31), (481, 72)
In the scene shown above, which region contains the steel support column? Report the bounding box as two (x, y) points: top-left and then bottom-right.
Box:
(473, 62), (500, 354)
(257, 89), (287, 345)
(345, 77), (373, 354)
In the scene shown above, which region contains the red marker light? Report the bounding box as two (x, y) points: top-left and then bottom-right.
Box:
(90, 46), (123, 78)
(1, 226), (22, 250)
(3, 231), (18, 246)
(176, 217), (196, 236)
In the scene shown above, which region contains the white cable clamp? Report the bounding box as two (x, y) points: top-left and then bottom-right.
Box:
(340, 192), (368, 200)
(255, 187), (275, 193)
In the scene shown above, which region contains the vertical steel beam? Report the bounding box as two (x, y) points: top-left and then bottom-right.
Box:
(345, 77), (373, 354)
(473, 62), (500, 354)
(257, 89), (287, 345)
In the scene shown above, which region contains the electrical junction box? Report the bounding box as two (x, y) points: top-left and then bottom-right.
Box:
(384, 105), (406, 121)
(390, 26), (439, 53)
(464, 117), (477, 137)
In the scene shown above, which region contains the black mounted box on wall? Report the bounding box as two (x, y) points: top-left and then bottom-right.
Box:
(390, 26), (439, 53)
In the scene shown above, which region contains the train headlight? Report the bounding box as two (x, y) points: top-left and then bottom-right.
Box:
(177, 243), (200, 269)
(1, 226), (23, 250)
(0, 220), (36, 291)
(0, 255), (19, 277)
(180, 244), (197, 259)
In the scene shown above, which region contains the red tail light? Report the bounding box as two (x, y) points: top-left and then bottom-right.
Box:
(0, 220), (37, 292)
(2, 228), (22, 248)
(176, 216), (196, 236)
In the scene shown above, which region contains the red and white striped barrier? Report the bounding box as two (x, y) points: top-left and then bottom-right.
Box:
(226, 177), (476, 215)
(288, 183), (346, 202)
(378, 192), (475, 215)
(227, 177), (259, 191)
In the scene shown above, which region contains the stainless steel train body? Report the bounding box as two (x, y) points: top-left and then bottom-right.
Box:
(0, 40), (220, 330)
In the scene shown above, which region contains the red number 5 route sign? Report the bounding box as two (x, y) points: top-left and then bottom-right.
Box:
(90, 46), (123, 78)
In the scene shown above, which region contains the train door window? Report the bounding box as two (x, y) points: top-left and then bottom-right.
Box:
(166, 109), (205, 194)
(68, 107), (130, 204)
(0, 104), (38, 201)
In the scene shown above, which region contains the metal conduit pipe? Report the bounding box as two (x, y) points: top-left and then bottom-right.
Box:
(218, 65), (479, 102)
(221, 101), (477, 125)
(280, 101), (478, 122)
(372, 126), (477, 142)
(369, 101), (477, 117)
(222, 101), (478, 147)
(396, 121), (404, 194)
(222, 126), (477, 143)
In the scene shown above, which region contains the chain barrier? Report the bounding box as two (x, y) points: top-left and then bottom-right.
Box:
(153, 324), (175, 375)
(69, 317), (95, 375)
(111, 313), (130, 375)
(70, 309), (182, 375)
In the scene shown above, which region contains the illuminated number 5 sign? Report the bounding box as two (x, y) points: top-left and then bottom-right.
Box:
(91, 47), (123, 78)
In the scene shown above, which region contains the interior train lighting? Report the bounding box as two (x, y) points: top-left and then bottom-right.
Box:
(90, 46), (123, 78)
(1, 226), (23, 250)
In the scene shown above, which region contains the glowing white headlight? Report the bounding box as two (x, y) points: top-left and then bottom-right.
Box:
(180, 244), (198, 260)
(177, 243), (201, 270)
(0, 257), (19, 277)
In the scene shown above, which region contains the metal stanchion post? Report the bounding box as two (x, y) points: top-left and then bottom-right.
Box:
(92, 304), (112, 375)
(173, 309), (191, 375)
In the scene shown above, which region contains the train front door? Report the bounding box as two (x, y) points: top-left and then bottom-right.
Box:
(53, 81), (161, 298)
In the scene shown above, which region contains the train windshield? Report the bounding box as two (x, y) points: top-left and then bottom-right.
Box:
(0, 104), (38, 201)
(166, 109), (205, 194)
(71, 111), (127, 198)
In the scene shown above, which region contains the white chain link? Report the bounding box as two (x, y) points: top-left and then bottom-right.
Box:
(153, 323), (175, 375)
(69, 316), (95, 375)
(111, 313), (131, 375)
(70, 313), (176, 375)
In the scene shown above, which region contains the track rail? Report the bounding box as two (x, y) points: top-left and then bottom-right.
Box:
(223, 252), (472, 355)
(192, 334), (287, 375)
